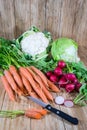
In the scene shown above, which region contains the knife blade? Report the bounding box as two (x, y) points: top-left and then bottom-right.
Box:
(26, 96), (78, 125)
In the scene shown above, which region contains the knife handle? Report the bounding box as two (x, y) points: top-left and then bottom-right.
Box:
(45, 104), (78, 125)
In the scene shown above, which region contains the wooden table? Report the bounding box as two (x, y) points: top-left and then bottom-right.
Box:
(0, 79), (87, 130)
(0, 0), (87, 129)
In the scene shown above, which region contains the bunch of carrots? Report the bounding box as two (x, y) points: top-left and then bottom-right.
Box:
(1, 65), (60, 103)
(0, 65), (60, 119)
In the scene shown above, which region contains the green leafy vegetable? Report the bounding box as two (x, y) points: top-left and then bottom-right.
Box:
(51, 38), (80, 62)
(73, 84), (87, 106)
(0, 37), (28, 69)
(0, 37), (56, 72)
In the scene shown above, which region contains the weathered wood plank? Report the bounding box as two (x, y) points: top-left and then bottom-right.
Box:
(0, 80), (5, 109)
(14, 0), (31, 38)
(45, 0), (63, 39)
(30, 0), (46, 31)
(0, 0), (15, 39)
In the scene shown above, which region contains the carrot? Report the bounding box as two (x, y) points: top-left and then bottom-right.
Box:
(27, 67), (53, 101)
(20, 72), (32, 94)
(28, 108), (48, 116)
(0, 109), (42, 119)
(47, 79), (60, 92)
(9, 65), (17, 72)
(35, 83), (48, 103)
(30, 66), (48, 86)
(9, 65), (24, 91)
(25, 110), (42, 119)
(38, 109), (48, 116)
(19, 67), (48, 103)
(0, 109), (43, 119)
(20, 72), (39, 98)
(4, 70), (23, 96)
(30, 91), (40, 99)
(1, 75), (16, 101)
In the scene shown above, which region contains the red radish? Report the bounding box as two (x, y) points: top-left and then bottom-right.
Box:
(54, 67), (62, 76)
(46, 71), (53, 78)
(75, 82), (82, 92)
(50, 74), (58, 82)
(55, 96), (64, 105)
(65, 83), (75, 92)
(58, 77), (68, 88)
(64, 100), (74, 107)
(65, 73), (76, 82)
(73, 78), (78, 84)
(58, 60), (66, 69)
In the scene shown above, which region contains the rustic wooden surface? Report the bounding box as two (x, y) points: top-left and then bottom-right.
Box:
(0, 0), (87, 130)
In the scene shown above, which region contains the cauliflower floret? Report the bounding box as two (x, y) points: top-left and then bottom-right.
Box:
(21, 32), (49, 56)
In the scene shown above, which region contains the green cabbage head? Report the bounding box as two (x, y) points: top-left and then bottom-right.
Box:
(51, 38), (80, 62)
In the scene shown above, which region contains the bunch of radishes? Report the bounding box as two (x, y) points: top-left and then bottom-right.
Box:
(46, 60), (82, 93)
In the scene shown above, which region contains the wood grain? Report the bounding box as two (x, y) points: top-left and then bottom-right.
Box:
(30, 0), (46, 30)
(45, 0), (63, 39)
(14, 0), (31, 38)
(0, 79), (5, 109)
(0, 0), (15, 39)
(0, 0), (87, 130)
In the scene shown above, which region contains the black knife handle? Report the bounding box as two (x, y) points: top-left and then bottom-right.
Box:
(45, 104), (78, 125)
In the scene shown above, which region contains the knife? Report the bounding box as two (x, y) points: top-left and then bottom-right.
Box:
(26, 96), (78, 125)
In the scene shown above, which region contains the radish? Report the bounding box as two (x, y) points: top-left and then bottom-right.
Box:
(58, 60), (66, 69)
(50, 74), (58, 82)
(55, 96), (64, 105)
(75, 82), (82, 92)
(46, 71), (53, 78)
(54, 67), (63, 76)
(65, 83), (75, 92)
(73, 78), (78, 84)
(58, 77), (68, 88)
(65, 73), (76, 82)
(64, 100), (74, 107)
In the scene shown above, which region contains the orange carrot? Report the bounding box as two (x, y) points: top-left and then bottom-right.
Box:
(35, 83), (48, 103)
(9, 65), (24, 91)
(9, 65), (17, 72)
(38, 109), (48, 116)
(30, 91), (40, 99)
(20, 72), (32, 94)
(47, 79), (60, 92)
(28, 108), (48, 116)
(4, 70), (23, 96)
(20, 72), (39, 98)
(27, 67), (53, 101)
(19, 67), (48, 103)
(25, 110), (42, 119)
(1, 75), (16, 101)
(30, 66), (48, 86)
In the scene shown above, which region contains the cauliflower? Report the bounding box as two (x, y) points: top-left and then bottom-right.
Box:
(20, 32), (49, 56)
